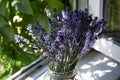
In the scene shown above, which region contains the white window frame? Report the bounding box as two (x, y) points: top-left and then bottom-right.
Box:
(88, 0), (103, 18)
(77, 0), (103, 18)
(78, 0), (120, 62)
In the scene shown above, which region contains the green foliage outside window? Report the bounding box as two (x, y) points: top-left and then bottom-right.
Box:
(0, 0), (72, 79)
(108, 0), (120, 31)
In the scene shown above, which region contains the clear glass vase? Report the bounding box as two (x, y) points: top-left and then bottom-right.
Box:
(44, 55), (78, 80)
(44, 66), (77, 80)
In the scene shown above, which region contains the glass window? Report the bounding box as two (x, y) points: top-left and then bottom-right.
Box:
(103, 0), (120, 42)
(69, 0), (88, 10)
(77, 0), (88, 10)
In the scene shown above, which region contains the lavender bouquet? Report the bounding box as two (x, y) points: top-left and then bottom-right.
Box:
(14, 8), (106, 79)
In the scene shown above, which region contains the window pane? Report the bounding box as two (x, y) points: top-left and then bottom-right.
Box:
(103, 0), (120, 43)
(77, 0), (88, 10)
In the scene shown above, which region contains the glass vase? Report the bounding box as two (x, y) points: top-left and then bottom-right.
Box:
(44, 55), (78, 80)
(44, 66), (77, 80)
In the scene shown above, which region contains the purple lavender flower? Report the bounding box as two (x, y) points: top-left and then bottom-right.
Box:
(95, 19), (102, 24)
(56, 53), (62, 60)
(59, 45), (65, 52)
(19, 43), (24, 48)
(14, 35), (27, 43)
(14, 8), (107, 61)
(62, 10), (68, 19)
(46, 9), (51, 16)
(23, 38), (29, 44)
(57, 30), (64, 36)
(31, 34), (36, 39)
(66, 29), (72, 35)
(27, 24), (33, 33)
(51, 42), (56, 49)
(33, 42), (40, 48)
(59, 45), (65, 49)
(56, 36), (62, 42)
(14, 35), (21, 43)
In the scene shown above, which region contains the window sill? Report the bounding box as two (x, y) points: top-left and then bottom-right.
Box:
(7, 49), (120, 80)
(93, 38), (120, 63)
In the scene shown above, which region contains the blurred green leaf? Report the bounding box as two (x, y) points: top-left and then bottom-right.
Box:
(0, 0), (65, 79)
(37, 14), (50, 34)
(16, 61), (22, 67)
(16, 14), (34, 29)
(46, 0), (64, 13)
(0, 16), (8, 27)
(0, 46), (2, 53)
(20, 0), (47, 29)
(0, 70), (10, 80)
(11, 0), (33, 15)
(31, 0), (46, 16)
(16, 53), (38, 65)
(0, 26), (15, 41)
(0, 0), (2, 3)
(0, 0), (9, 19)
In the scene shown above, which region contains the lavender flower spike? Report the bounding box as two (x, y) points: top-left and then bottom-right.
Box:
(27, 24), (33, 33)
(14, 8), (107, 63)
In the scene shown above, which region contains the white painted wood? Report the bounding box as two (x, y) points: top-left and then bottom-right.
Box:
(77, 50), (120, 80)
(89, 0), (103, 18)
(36, 51), (120, 80)
(25, 66), (47, 80)
(93, 38), (120, 63)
